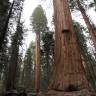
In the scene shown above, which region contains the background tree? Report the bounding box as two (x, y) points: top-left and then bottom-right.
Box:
(6, 12), (24, 91)
(22, 41), (35, 91)
(41, 31), (54, 91)
(15, 54), (24, 88)
(73, 21), (96, 91)
(76, 0), (96, 49)
(0, 1), (25, 90)
(0, 0), (14, 50)
(69, 0), (96, 50)
(0, 0), (10, 75)
(0, 0), (25, 50)
(0, 0), (10, 94)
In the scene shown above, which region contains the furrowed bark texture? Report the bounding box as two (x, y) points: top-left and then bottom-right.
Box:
(48, 0), (93, 95)
(35, 32), (41, 94)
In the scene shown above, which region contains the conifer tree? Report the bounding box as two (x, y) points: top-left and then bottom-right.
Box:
(31, 5), (48, 94)
(6, 11), (24, 91)
(48, 0), (93, 95)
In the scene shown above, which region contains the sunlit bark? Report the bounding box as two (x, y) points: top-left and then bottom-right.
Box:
(48, 0), (92, 95)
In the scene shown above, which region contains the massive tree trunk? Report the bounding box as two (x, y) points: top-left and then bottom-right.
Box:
(35, 32), (41, 94)
(76, 0), (96, 48)
(48, 0), (93, 95)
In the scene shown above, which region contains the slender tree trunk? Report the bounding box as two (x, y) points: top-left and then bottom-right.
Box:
(35, 32), (41, 95)
(76, 0), (96, 48)
(48, 0), (92, 95)
(0, 1), (15, 50)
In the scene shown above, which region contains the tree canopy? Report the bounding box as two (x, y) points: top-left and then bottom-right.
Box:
(31, 5), (48, 33)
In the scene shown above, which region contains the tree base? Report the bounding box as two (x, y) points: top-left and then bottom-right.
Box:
(46, 89), (95, 96)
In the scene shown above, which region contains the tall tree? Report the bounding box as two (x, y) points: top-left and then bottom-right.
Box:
(74, 21), (96, 91)
(23, 42), (35, 90)
(6, 12), (24, 91)
(41, 31), (54, 90)
(69, 0), (96, 50)
(76, 0), (96, 50)
(0, 0), (14, 50)
(0, 0), (24, 50)
(5, 0), (25, 92)
(0, 0), (11, 92)
(48, 0), (92, 95)
(0, 0), (10, 76)
(31, 5), (48, 94)
(0, 0), (10, 38)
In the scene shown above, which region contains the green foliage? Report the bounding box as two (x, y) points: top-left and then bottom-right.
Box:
(0, 0), (9, 15)
(13, 21), (25, 88)
(0, 0), (10, 90)
(5, 12), (25, 90)
(31, 5), (48, 33)
(69, 0), (84, 11)
(69, 0), (95, 11)
(41, 31), (54, 91)
(42, 31), (54, 52)
(0, 0), (10, 47)
(22, 41), (35, 90)
(73, 21), (96, 91)
(88, 0), (96, 10)
(92, 24), (96, 32)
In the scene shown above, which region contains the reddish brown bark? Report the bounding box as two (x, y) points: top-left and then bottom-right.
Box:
(76, 0), (96, 48)
(48, 0), (92, 95)
(35, 32), (41, 94)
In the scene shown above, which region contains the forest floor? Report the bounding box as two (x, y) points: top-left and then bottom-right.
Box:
(27, 89), (96, 96)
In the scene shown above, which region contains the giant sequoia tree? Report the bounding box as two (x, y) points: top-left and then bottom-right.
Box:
(48, 0), (93, 95)
(31, 5), (48, 93)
